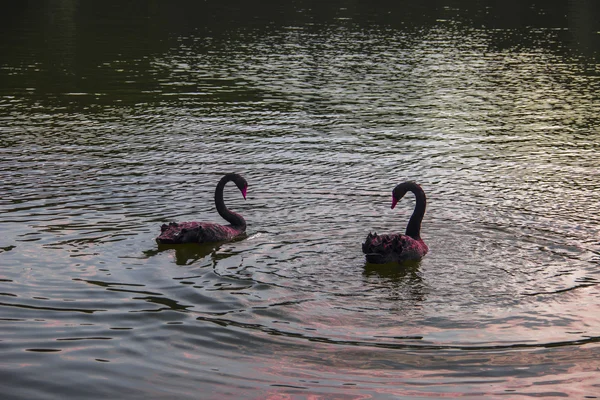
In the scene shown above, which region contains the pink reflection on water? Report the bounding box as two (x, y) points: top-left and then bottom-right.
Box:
(238, 329), (600, 399)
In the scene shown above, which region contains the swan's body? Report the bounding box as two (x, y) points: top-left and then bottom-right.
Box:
(362, 181), (428, 264)
(156, 173), (248, 245)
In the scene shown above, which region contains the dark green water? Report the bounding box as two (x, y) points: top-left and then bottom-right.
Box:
(1, 1), (600, 398)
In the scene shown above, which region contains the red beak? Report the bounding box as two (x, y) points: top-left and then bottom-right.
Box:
(391, 195), (399, 209)
(241, 186), (247, 200)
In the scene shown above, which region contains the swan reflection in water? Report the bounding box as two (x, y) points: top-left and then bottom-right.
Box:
(363, 260), (426, 303)
(146, 242), (223, 265)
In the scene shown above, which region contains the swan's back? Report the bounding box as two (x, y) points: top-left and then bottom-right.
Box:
(362, 232), (428, 264)
(156, 221), (244, 244)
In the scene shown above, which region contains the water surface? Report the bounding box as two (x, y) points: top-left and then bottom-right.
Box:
(1, 1), (600, 398)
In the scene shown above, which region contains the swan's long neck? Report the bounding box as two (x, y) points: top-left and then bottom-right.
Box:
(405, 185), (426, 240)
(215, 175), (246, 228)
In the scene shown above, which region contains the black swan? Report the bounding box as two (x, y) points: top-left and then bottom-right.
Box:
(156, 173), (248, 245)
(362, 181), (428, 264)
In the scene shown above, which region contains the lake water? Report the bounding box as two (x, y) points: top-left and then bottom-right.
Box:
(1, 1), (600, 398)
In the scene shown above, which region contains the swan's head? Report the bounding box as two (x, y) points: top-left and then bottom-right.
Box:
(391, 181), (420, 209)
(391, 188), (406, 209)
(232, 174), (248, 200)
